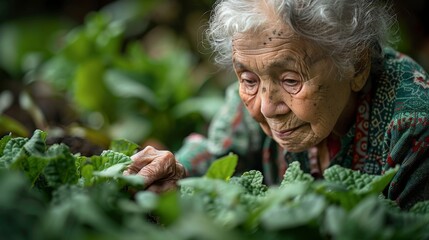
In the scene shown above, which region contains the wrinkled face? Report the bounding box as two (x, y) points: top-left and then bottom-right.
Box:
(232, 23), (355, 152)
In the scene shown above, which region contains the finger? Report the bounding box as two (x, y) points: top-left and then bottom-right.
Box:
(144, 162), (186, 192)
(175, 162), (187, 179)
(130, 145), (157, 161)
(125, 146), (158, 175)
(137, 151), (176, 187)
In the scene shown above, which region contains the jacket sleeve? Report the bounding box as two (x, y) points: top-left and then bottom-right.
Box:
(175, 83), (263, 176)
(382, 112), (429, 209)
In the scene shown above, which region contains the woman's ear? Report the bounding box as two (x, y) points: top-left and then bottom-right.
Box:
(350, 50), (371, 92)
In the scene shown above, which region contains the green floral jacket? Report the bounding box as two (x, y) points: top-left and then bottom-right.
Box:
(175, 48), (429, 209)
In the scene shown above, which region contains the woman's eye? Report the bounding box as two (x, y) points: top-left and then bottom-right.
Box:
(281, 74), (303, 94)
(243, 78), (257, 87)
(283, 79), (300, 86)
(239, 72), (259, 95)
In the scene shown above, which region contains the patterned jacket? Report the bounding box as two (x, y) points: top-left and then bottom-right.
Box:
(175, 48), (429, 209)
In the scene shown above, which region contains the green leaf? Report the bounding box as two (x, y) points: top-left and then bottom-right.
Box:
(410, 200), (429, 214)
(79, 151), (133, 185)
(77, 151), (130, 176)
(0, 137), (28, 168)
(154, 191), (180, 225)
(313, 181), (360, 210)
(93, 162), (128, 177)
(179, 177), (241, 195)
(79, 163), (95, 186)
(74, 59), (112, 113)
(0, 17), (70, 77)
(41, 192), (115, 239)
(135, 191), (159, 212)
(108, 115), (151, 144)
(0, 170), (46, 240)
(265, 182), (310, 205)
(323, 205), (347, 236)
(323, 165), (375, 190)
(62, 27), (93, 61)
(204, 153), (238, 180)
(0, 133), (12, 156)
(117, 174), (144, 186)
(100, 150), (132, 167)
(22, 129), (47, 156)
(40, 56), (76, 91)
(13, 155), (48, 185)
(0, 115), (29, 137)
(280, 161), (314, 187)
(260, 193), (326, 230)
(104, 69), (158, 107)
(346, 196), (386, 237)
(323, 164), (399, 195)
(42, 144), (78, 188)
(109, 139), (139, 156)
(173, 96), (224, 120)
(359, 166), (399, 194)
(0, 130), (47, 183)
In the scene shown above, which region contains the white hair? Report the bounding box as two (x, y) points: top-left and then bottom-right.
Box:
(206, 0), (396, 74)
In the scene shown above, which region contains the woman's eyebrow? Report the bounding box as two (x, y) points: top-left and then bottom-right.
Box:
(233, 55), (319, 73)
(233, 60), (297, 79)
(233, 57), (298, 71)
(232, 60), (247, 71)
(268, 57), (298, 69)
(270, 54), (324, 70)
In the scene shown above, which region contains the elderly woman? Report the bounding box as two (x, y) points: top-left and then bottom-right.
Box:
(124, 0), (429, 209)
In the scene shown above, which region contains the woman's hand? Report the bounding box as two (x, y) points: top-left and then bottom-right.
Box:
(123, 146), (187, 193)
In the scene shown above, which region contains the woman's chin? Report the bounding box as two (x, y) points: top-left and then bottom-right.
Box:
(275, 137), (320, 153)
(276, 141), (308, 153)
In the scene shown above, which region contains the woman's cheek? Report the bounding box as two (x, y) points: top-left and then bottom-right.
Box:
(239, 90), (272, 136)
(240, 92), (265, 122)
(259, 122), (272, 137)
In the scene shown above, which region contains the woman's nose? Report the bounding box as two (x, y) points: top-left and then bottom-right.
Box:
(260, 82), (290, 118)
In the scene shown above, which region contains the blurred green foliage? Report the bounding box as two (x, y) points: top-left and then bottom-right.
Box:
(0, 0), (226, 151)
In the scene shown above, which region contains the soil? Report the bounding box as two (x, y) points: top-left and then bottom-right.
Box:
(46, 136), (105, 157)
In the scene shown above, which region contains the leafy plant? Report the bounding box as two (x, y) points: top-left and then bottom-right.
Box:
(0, 0), (224, 151)
(1, 130), (429, 240)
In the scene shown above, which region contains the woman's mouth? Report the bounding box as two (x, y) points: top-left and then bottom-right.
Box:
(272, 127), (299, 139)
